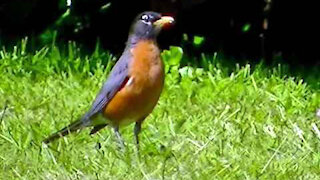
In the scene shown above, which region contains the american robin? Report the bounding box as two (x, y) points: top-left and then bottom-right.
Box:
(43, 12), (175, 148)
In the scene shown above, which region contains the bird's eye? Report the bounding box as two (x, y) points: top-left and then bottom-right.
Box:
(141, 14), (149, 21)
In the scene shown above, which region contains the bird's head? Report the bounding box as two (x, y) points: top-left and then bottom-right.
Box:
(129, 12), (175, 43)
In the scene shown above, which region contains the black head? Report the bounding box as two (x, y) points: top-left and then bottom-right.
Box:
(128, 11), (174, 42)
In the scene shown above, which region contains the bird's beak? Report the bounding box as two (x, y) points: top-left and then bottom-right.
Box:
(153, 16), (175, 29)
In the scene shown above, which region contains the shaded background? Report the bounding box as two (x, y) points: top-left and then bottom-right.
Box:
(0, 0), (319, 66)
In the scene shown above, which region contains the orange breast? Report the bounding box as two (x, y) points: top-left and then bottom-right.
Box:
(103, 40), (164, 126)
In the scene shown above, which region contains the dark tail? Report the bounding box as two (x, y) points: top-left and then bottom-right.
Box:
(43, 120), (86, 144)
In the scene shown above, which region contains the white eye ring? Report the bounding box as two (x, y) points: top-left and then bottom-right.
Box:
(141, 14), (152, 25)
(141, 15), (149, 21)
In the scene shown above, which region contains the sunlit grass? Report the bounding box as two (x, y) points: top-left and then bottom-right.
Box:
(0, 39), (319, 179)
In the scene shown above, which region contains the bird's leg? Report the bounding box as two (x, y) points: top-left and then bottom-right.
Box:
(114, 127), (125, 149)
(134, 120), (143, 151)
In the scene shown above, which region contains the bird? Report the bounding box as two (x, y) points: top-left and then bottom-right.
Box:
(43, 12), (175, 148)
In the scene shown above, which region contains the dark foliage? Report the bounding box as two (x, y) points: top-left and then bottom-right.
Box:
(0, 0), (319, 66)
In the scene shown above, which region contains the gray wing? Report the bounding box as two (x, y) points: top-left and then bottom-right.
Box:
(81, 51), (132, 122)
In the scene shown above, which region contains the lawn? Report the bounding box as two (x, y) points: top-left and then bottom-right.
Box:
(0, 40), (320, 179)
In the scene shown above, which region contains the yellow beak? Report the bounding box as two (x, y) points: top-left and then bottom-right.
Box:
(153, 16), (175, 28)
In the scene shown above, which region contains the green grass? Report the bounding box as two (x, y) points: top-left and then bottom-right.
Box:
(0, 39), (320, 179)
